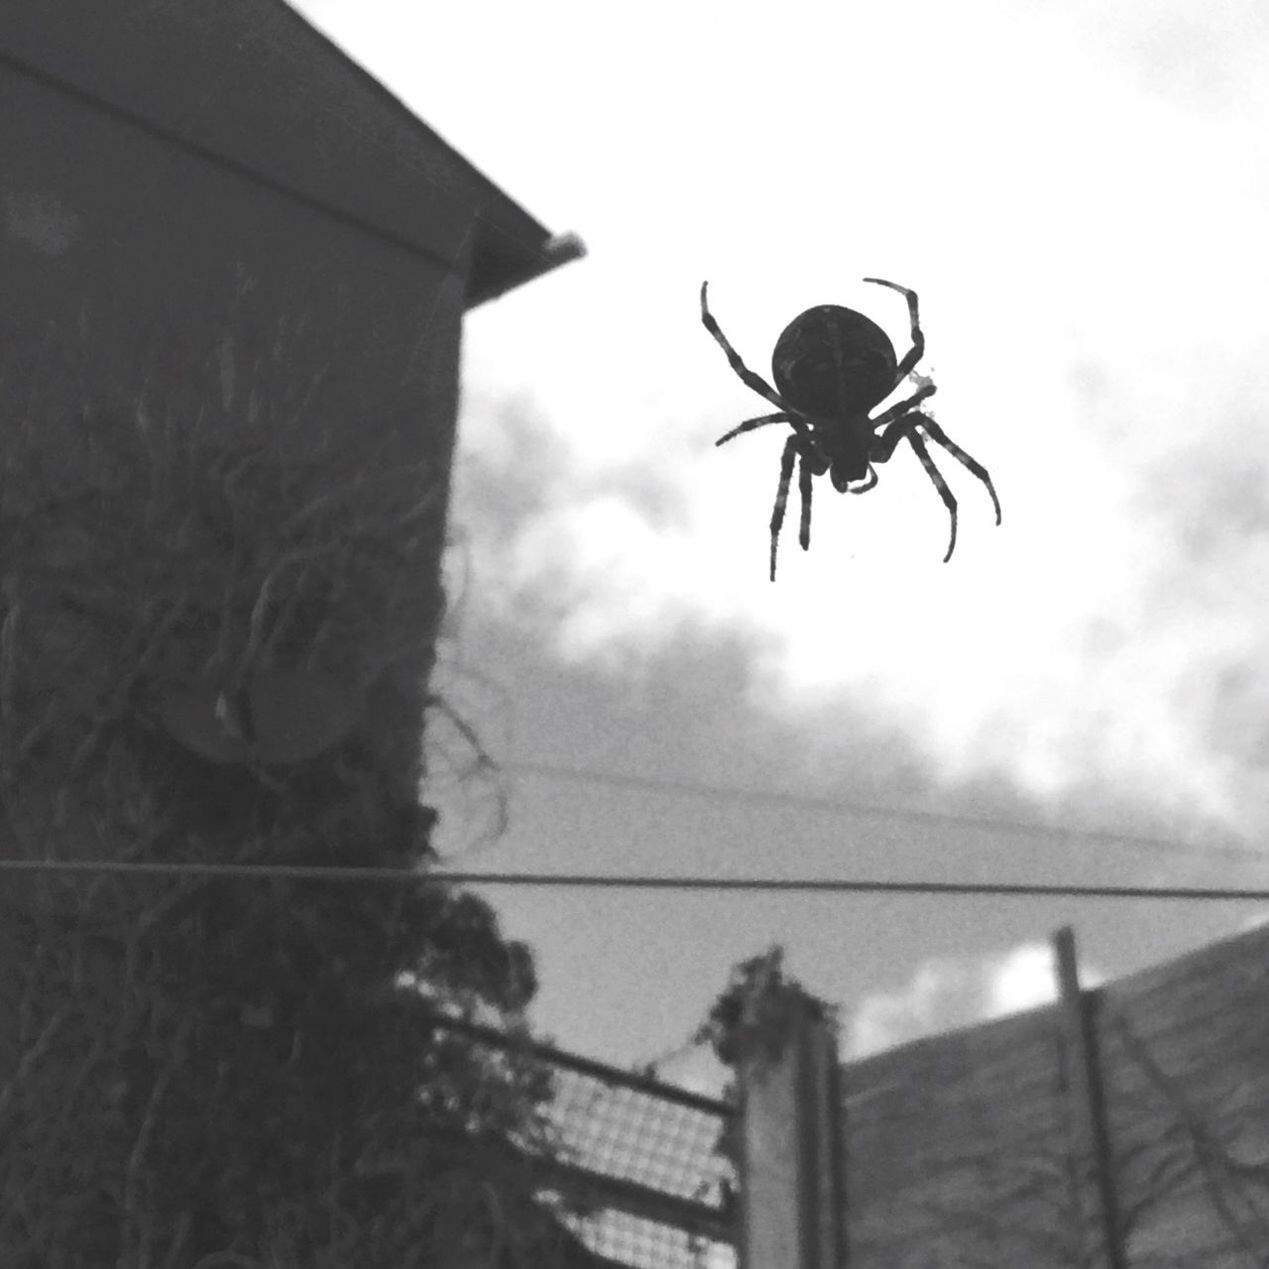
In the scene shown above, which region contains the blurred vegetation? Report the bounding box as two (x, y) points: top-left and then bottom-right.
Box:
(0, 312), (592, 1267)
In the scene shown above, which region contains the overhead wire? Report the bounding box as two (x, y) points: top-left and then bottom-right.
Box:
(501, 759), (1269, 865)
(0, 857), (1267, 904)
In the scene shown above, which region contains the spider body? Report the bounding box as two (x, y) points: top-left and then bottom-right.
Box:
(773, 305), (897, 419)
(772, 305), (899, 490)
(701, 278), (1001, 579)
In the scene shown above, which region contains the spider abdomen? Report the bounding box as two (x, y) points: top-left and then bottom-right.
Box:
(772, 305), (897, 418)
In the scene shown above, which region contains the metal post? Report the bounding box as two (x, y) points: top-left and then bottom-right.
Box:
(1054, 926), (1126, 1269)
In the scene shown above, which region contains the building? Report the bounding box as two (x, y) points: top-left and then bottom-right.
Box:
(0, 4), (585, 1263)
(0, 0), (582, 871)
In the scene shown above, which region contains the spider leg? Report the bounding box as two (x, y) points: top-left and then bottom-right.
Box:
(798, 447), (814, 552)
(918, 417), (1003, 526)
(863, 277), (925, 382)
(716, 412), (795, 447)
(872, 416), (959, 561)
(769, 435), (798, 581)
(701, 282), (789, 412)
(907, 432), (959, 562)
(867, 381), (936, 433)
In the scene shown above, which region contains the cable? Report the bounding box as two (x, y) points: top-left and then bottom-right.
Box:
(0, 858), (1266, 902)
(504, 759), (1268, 865)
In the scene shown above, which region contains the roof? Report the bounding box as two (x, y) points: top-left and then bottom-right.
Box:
(0, 0), (583, 307)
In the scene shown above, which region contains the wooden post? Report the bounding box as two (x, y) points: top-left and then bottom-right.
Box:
(1054, 925), (1126, 1269)
(738, 987), (844, 1269)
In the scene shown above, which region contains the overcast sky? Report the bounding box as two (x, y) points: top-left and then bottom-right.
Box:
(292, 0), (1269, 1085)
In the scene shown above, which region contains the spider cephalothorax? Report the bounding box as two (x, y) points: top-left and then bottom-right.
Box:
(701, 278), (1001, 580)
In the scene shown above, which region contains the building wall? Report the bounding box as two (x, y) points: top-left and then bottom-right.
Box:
(0, 0), (492, 272)
(0, 51), (471, 1071)
(1, 57), (470, 470)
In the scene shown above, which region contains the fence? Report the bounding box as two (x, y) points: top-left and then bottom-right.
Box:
(435, 1018), (736, 1269)
(440, 921), (1269, 1268)
(831, 921), (1269, 1267)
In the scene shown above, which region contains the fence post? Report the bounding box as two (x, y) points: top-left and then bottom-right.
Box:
(737, 985), (844, 1269)
(1054, 925), (1126, 1269)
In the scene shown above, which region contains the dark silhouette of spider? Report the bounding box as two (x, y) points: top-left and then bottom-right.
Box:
(701, 278), (1001, 580)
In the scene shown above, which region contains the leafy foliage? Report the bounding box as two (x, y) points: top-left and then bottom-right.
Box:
(0, 313), (584, 1267)
(696, 945), (835, 1069)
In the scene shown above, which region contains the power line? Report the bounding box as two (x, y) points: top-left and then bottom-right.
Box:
(503, 759), (1267, 865)
(1, 858), (1266, 902)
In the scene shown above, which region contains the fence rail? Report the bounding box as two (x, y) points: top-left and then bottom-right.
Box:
(432, 1014), (736, 1269)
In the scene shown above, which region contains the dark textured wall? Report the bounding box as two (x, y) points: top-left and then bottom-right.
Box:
(0, 46), (469, 1071)
(0, 53), (469, 465)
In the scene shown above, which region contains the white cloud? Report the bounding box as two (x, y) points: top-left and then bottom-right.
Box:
(847, 941), (1107, 1059)
(301, 0), (1269, 841)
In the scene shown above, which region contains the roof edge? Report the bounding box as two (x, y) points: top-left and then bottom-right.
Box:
(276, 0), (585, 307)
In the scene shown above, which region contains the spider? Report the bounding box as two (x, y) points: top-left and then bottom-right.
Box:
(701, 278), (1001, 580)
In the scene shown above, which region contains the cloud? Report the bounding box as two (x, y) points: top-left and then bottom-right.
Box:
(847, 942), (1107, 1059)
(452, 374), (1269, 848)
(1051, 0), (1269, 112)
(422, 0), (1269, 848)
(451, 388), (775, 669)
